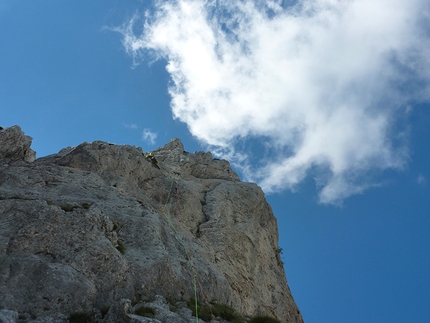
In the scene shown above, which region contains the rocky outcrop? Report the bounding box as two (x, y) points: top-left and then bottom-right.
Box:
(0, 126), (303, 323)
(0, 125), (36, 163)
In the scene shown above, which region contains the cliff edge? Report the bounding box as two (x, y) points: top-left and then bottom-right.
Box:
(0, 126), (303, 323)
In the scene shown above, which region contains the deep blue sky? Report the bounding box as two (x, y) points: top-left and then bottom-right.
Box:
(1, 1), (429, 322)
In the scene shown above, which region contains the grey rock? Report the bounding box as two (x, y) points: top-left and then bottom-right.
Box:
(28, 317), (67, 323)
(0, 126), (303, 323)
(131, 295), (187, 323)
(103, 299), (133, 323)
(0, 125), (36, 163)
(128, 315), (161, 323)
(0, 309), (18, 323)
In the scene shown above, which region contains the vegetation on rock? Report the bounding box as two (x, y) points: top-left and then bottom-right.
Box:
(68, 311), (93, 323)
(134, 306), (156, 318)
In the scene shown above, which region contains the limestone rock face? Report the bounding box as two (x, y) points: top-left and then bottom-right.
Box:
(0, 126), (303, 323)
(0, 125), (36, 163)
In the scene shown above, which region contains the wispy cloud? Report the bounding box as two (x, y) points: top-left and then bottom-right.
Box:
(142, 128), (158, 145)
(417, 174), (427, 186)
(116, 0), (430, 204)
(123, 123), (138, 129)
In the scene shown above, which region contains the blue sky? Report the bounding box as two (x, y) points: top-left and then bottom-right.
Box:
(1, 1), (429, 322)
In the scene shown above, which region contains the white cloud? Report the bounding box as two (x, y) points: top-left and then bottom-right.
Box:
(124, 123), (138, 129)
(142, 128), (158, 145)
(116, 0), (430, 204)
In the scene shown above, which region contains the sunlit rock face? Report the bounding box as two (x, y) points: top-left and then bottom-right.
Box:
(0, 126), (303, 323)
(0, 125), (36, 164)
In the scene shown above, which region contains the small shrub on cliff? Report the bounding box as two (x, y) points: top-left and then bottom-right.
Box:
(17, 314), (28, 323)
(249, 315), (281, 323)
(165, 296), (178, 312)
(116, 240), (126, 254)
(46, 200), (91, 212)
(68, 311), (93, 323)
(212, 303), (242, 321)
(186, 300), (245, 323)
(59, 203), (78, 212)
(134, 306), (156, 318)
(81, 202), (91, 209)
(187, 299), (212, 321)
(275, 246), (284, 266)
(112, 220), (119, 231)
(197, 306), (213, 322)
(99, 306), (110, 318)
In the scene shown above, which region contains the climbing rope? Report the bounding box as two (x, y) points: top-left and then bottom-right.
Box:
(147, 154), (215, 322)
(173, 182), (215, 321)
(161, 177), (201, 323)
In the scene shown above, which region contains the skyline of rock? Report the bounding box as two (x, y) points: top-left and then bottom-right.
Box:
(0, 125), (303, 323)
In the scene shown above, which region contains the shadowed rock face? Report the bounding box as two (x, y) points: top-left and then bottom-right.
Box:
(0, 126), (303, 323)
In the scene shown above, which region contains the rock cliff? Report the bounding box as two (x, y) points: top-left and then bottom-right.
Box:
(0, 126), (303, 323)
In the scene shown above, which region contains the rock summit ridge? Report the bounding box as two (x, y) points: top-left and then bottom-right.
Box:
(0, 126), (303, 323)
